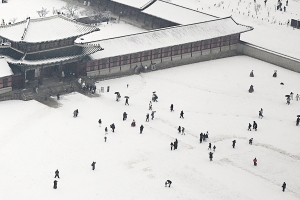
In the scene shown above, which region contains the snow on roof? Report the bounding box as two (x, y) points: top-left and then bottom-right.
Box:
(82, 17), (253, 60)
(0, 15), (99, 43)
(0, 57), (13, 77)
(142, 0), (218, 24)
(111, 0), (155, 9)
(2, 46), (102, 67)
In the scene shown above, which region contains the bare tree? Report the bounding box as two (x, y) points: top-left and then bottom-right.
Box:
(9, 17), (17, 24)
(61, 3), (80, 19)
(52, 7), (62, 15)
(37, 7), (49, 17)
(254, 3), (261, 15)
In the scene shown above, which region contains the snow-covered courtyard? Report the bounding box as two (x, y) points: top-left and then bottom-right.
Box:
(0, 0), (300, 199)
(0, 56), (299, 199)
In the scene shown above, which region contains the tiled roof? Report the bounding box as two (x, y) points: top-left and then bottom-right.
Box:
(1, 46), (103, 67)
(0, 15), (99, 43)
(142, 0), (218, 24)
(0, 57), (13, 77)
(111, 0), (155, 9)
(78, 17), (253, 60)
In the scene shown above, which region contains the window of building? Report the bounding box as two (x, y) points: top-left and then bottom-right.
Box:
(2, 78), (8, 87)
(153, 49), (160, 59)
(163, 47), (169, 57)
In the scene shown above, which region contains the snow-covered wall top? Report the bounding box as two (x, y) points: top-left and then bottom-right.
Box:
(85, 17), (253, 60)
(111, 0), (155, 9)
(0, 15), (99, 43)
(0, 57), (13, 77)
(142, 0), (218, 24)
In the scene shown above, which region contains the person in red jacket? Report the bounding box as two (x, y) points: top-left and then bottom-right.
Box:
(253, 158), (257, 166)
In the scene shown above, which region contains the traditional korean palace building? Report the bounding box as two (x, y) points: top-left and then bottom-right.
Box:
(0, 1), (253, 92)
(75, 16), (253, 77)
(0, 15), (102, 89)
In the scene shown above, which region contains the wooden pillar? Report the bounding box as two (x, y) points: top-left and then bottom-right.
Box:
(39, 67), (44, 85)
(58, 63), (63, 82)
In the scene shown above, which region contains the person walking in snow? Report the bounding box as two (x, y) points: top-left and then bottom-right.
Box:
(208, 143), (212, 150)
(146, 113), (149, 122)
(170, 142), (174, 151)
(209, 152), (213, 161)
(181, 127), (185, 135)
(259, 110), (263, 119)
(273, 70), (277, 77)
(123, 112), (128, 121)
(290, 92), (294, 100)
(213, 145), (216, 151)
(253, 157), (257, 166)
(53, 180), (58, 189)
(149, 101), (152, 110)
(104, 136), (107, 142)
(170, 104), (174, 112)
(54, 169), (60, 179)
(253, 121), (257, 131)
(286, 96), (291, 105)
(110, 123), (115, 132)
(125, 98), (129, 105)
(178, 126), (181, 134)
(249, 138), (253, 145)
(180, 110), (184, 119)
(140, 125), (144, 134)
(174, 139), (178, 150)
(91, 161), (96, 170)
(232, 140), (236, 148)
(282, 182), (286, 192)
(165, 180), (172, 187)
(296, 94), (299, 101)
(98, 119), (102, 126)
(250, 70), (254, 77)
(151, 111), (155, 120)
(105, 127), (108, 135)
(248, 123), (252, 131)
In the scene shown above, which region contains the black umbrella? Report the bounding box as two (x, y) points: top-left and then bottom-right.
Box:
(153, 91), (156, 93)
(285, 95), (290, 98)
(297, 115), (300, 118)
(124, 96), (129, 99)
(114, 92), (119, 94)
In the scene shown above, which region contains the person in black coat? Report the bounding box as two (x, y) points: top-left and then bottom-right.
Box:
(180, 110), (184, 119)
(208, 143), (212, 150)
(125, 98), (129, 105)
(174, 139), (178, 150)
(213, 145), (216, 151)
(250, 70), (254, 77)
(110, 123), (115, 132)
(151, 111), (155, 120)
(273, 70), (277, 77)
(249, 138), (253, 145)
(181, 127), (185, 135)
(105, 127), (108, 135)
(170, 104), (174, 112)
(146, 113), (149, 122)
(140, 125), (144, 134)
(178, 126), (181, 134)
(248, 123), (252, 131)
(253, 121), (257, 131)
(53, 180), (58, 189)
(296, 117), (300, 126)
(282, 182), (286, 192)
(232, 140), (236, 148)
(54, 169), (60, 178)
(91, 161), (96, 170)
(98, 119), (102, 126)
(104, 136), (107, 142)
(209, 152), (213, 161)
(259, 110), (263, 119)
(170, 142), (174, 151)
(123, 112), (127, 121)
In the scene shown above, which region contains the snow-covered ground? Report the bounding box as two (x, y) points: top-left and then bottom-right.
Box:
(0, 1), (300, 199)
(170, 0), (300, 59)
(0, 56), (300, 200)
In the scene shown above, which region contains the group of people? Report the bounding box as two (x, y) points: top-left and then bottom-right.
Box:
(199, 132), (209, 143)
(177, 126), (185, 135)
(248, 121), (258, 131)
